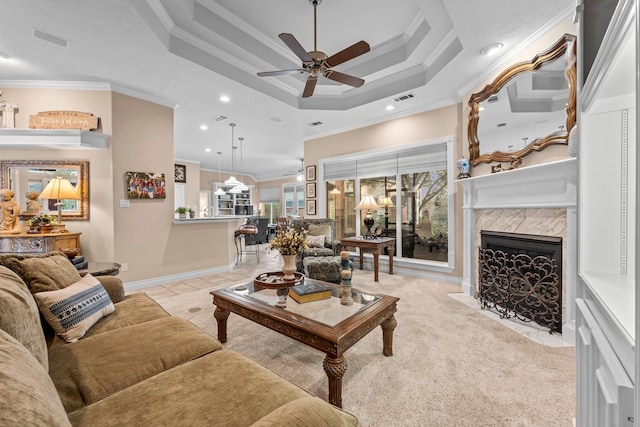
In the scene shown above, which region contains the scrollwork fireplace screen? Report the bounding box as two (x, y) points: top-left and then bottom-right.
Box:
(477, 231), (562, 334)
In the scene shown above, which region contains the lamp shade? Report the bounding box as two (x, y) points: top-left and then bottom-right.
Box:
(378, 196), (395, 208)
(39, 177), (80, 201)
(354, 195), (379, 211)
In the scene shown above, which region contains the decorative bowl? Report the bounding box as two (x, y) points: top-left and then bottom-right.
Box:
(59, 248), (80, 259)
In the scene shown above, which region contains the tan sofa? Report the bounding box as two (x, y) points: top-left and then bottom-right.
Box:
(0, 253), (357, 426)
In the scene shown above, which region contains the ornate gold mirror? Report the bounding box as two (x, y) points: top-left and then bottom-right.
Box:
(0, 160), (89, 220)
(468, 33), (577, 166)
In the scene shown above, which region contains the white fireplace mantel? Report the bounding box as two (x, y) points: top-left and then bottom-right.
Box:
(457, 157), (578, 342)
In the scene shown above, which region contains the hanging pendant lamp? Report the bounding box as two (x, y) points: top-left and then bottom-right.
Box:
(214, 151), (226, 196)
(230, 136), (249, 193)
(224, 123), (241, 186)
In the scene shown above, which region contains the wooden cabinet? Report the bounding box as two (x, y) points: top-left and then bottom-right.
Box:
(576, 0), (638, 425)
(0, 232), (81, 255)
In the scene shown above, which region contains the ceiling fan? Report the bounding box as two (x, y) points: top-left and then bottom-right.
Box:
(284, 159), (305, 181)
(257, 0), (370, 98)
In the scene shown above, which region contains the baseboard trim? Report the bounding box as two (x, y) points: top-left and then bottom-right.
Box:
(123, 262), (234, 292)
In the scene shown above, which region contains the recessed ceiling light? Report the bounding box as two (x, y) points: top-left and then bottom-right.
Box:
(200, 124), (208, 130)
(385, 105), (394, 111)
(205, 148), (211, 152)
(480, 43), (503, 56)
(219, 95), (230, 102)
(479, 106), (486, 111)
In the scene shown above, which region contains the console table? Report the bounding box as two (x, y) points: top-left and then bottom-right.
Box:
(340, 237), (395, 282)
(0, 232), (81, 255)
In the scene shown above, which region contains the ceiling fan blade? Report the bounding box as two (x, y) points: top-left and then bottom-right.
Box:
(324, 70), (365, 88)
(302, 76), (318, 98)
(257, 69), (304, 77)
(324, 40), (370, 68)
(279, 33), (313, 63)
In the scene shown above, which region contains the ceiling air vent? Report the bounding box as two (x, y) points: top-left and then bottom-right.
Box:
(394, 93), (415, 102)
(212, 115), (228, 122)
(270, 117), (283, 123)
(309, 121), (323, 126)
(32, 28), (68, 48)
(487, 94), (500, 103)
(497, 122), (507, 128)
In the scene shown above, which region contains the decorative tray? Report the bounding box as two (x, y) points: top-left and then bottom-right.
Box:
(254, 272), (305, 289)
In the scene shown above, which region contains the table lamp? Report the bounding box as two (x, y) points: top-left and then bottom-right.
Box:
(38, 177), (80, 233)
(378, 196), (395, 228)
(354, 195), (379, 239)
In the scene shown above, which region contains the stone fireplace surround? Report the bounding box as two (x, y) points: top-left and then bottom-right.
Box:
(457, 158), (577, 343)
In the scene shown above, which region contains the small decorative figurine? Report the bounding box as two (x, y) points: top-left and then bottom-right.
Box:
(0, 90), (18, 129)
(457, 157), (471, 179)
(25, 191), (42, 213)
(340, 251), (353, 306)
(0, 189), (21, 234)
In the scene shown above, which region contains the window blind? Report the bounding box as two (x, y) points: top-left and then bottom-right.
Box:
(259, 187), (280, 203)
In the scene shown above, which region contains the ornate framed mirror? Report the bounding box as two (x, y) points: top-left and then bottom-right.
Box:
(0, 160), (89, 220)
(468, 33), (577, 166)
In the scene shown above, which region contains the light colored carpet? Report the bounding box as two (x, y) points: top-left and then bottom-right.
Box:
(152, 271), (576, 427)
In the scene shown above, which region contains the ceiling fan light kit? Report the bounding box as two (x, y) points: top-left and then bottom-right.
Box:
(257, 0), (370, 98)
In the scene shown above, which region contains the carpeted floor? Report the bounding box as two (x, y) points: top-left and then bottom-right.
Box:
(149, 250), (576, 427)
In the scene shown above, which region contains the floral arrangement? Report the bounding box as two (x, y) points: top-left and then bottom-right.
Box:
(269, 227), (308, 255)
(26, 211), (57, 227)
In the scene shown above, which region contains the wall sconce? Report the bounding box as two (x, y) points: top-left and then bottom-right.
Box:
(354, 195), (379, 239)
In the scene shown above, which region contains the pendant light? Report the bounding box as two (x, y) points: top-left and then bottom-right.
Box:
(224, 123), (241, 186)
(230, 136), (249, 193)
(214, 151), (226, 196)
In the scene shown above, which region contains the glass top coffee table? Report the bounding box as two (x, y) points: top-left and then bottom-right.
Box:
(211, 278), (399, 408)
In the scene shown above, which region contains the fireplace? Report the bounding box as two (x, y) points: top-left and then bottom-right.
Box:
(477, 231), (563, 333)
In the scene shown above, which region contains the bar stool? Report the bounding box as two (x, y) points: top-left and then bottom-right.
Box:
(234, 225), (260, 264)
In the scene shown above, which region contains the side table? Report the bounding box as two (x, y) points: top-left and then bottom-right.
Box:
(340, 237), (395, 282)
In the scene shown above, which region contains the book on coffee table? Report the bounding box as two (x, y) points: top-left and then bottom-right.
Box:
(289, 282), (332, 304)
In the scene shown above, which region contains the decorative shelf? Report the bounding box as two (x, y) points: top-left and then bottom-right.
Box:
(0, 128), (110, 149)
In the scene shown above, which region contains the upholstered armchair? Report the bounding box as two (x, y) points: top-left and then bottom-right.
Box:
(290, 218), (341, 273)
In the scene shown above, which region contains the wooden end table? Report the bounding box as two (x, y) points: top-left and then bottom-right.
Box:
(211, 280), (398, 408)
(340, 237), (395, 282)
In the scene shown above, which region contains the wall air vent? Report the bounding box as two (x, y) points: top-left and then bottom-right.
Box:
(32, 28), (68, 48)
(487, 94), (499, 103)
(309, 121), (323, 126)
(212, 115), (228, 122)
(394, 93), (415, 102)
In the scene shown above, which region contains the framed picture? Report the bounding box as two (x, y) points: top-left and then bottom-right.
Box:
(174, 164), (186, 183)
(306, 199), (316, 216)
(306, 182), (316, 198)
(125, 171), (166, 199)
(306, 165), (316, 181)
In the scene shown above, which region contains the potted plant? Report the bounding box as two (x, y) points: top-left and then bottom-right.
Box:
(26, 212), (57, 233)
(188, 207), (196, 219)
(175, 207), (188, 219)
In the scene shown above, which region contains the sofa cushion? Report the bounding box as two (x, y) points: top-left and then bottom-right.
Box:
(50, 316), (223, 413)
(251, 396), (357, 427)
(0, 266), (49, 370)
(0, 252), (81, 294)
(68, 349), (356, 427)
(308, 222), (334, 241)
(0, 329), (71, 427)
(306, 234), (326, 248)
(34, 274), (115, 343)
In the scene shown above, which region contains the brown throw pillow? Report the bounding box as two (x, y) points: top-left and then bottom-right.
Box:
(0, 253), (81, 294)
(308, 223), (333, 241)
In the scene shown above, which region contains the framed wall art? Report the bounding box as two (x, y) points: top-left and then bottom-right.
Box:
(306, 199), (316, 216)
(125, 171), (166, 199)
(306, 182), (316, 198)
(174, 164), (186, 183)
(306, 165), (316, 181)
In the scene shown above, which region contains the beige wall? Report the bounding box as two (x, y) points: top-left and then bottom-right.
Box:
(462, 20), (577, 176)
(304, 103), (464, 277)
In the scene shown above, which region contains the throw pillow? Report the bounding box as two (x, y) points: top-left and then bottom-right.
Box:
(0, 252), (81, 294)
(34, 274), (115, 343)
(308, 223), (333, 241)
(306, 234), (325, 248)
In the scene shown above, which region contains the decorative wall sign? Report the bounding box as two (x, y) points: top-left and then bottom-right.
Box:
(306, 199), (316, 216)
(125, 172), (166, 199)
(306, 165), (316, 181)
(174, 164), (186, 183)
(29, 111), (99, 131)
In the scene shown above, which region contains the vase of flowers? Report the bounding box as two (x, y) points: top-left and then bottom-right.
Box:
(269, 227), (308, 279)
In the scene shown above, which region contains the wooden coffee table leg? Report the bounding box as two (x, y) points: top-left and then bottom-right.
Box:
(214, 307), (230, 343)
(323, 355), (347, 408)
(381, 315), (397, 356)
